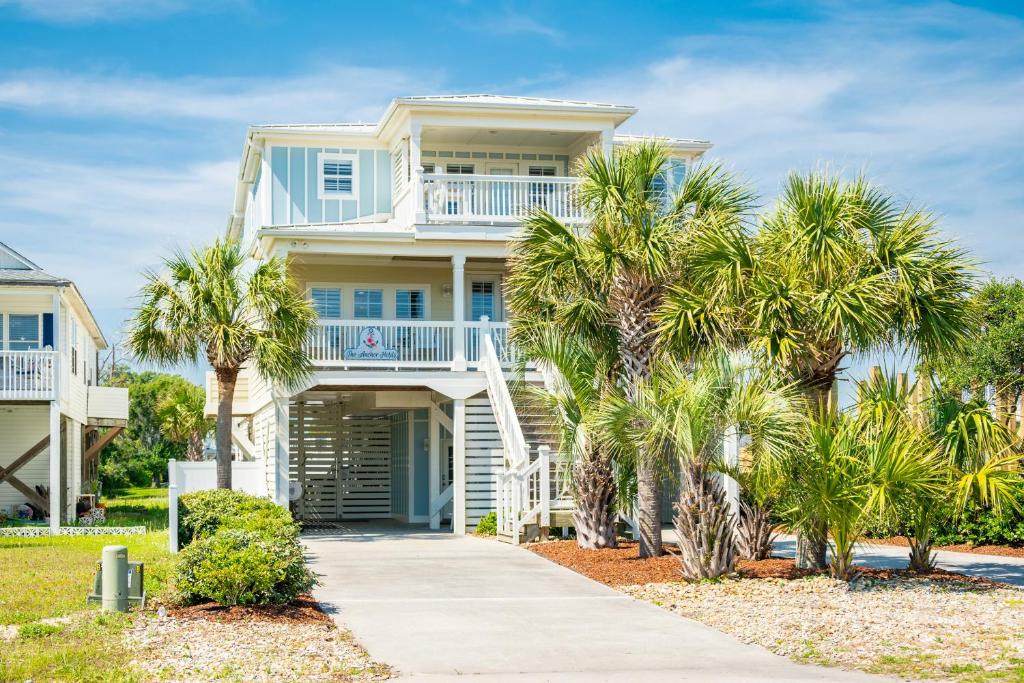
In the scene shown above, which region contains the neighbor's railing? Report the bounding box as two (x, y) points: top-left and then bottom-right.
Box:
(422, 174), (586, 224)
(0, 350), (57, 399)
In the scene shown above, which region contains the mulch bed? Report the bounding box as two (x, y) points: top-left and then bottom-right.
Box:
(864, 535), (1024, 559)
(167, 594), (332, 625)
(528, 539), (1003, 587)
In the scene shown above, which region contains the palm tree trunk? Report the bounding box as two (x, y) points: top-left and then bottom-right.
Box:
(795, 527), (828, 569)
(187, 431), (205, 462)
(636, 460), (662, 557)
(572, 447), (618, 549)
(214, 367), (238, 489)
(610, 270), (662, 557)
(674, 460), (736, 580)
(736, 500), (777, 560)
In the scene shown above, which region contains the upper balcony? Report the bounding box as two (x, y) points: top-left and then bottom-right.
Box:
(0, 350), (56, 400)
(420, 173), (584, 225)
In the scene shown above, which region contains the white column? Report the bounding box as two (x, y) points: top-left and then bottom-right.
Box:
(48, 291), (61, 531)
(723, 424), (740, 519)
(428, 405), (441, 529)
(410, 123), (425, 223)
(451, 254), (467, 371)
(452, 397), (466, 534)
(168, 459), (179, 553)
(600, 126), (615, 158)
(274, 394), (290, 507)
(48, 402), (61, 531)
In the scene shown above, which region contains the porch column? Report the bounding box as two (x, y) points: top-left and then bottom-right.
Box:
(48, 403), (61, 531)
(722, 424), (740, 519)
(273, 394), (290, 507)
(600, 125), (615, 158)
(429, 405), (441, 530)
(451, 254), (467, 371)
(452, 397), (466, 534)
(48, 291), (61, 531)
(411, 123), (425, 223)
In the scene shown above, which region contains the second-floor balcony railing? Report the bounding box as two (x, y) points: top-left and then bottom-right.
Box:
(0, 350), (57, 399)
(306, 320), (514, 369)
(422, 173), (586, 224)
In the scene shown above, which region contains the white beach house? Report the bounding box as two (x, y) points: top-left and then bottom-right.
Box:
(0, 242), (128, 531)
(208, 95), (710, 539)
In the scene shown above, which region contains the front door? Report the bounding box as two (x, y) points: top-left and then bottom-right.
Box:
(466, 278), (500, 323)
(485, 164), (517, 218)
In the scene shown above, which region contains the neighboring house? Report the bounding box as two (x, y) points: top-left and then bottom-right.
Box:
(210, 95), (709, 539)
(0, 243), (128, 530)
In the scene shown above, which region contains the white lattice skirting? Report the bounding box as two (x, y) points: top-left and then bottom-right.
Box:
(0, 526), (147, 537)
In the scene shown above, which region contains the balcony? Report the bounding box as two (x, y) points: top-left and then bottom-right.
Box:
(306, 320), (514, 369)
(421, 174), (585, 225)
(0, 350), (56, 400)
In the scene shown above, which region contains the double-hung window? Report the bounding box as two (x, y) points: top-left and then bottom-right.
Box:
(8, 314), (40, 351)
(310, 287), (342, 319)
(318, 153), (358, 200)
(528, 166), (557, 209)
(395, 289), (426, 320)
(445, 164), (474, 215)
(354, 289), (383, 319)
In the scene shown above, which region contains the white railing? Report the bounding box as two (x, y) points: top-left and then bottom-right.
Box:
(307, 319), (515, 369)
(422, 173), (586, 224)
(0, 350), (56, 399)
(496, 446), (551, 544)
(481, 333), (530, 468)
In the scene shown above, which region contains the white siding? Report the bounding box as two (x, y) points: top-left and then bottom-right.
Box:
(465, 392), (502, 530)
(0, 405), (50, 515)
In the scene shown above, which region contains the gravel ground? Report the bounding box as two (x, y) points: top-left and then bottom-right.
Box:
(625, 576), (1024, 681)
(128, 613), (392, 682)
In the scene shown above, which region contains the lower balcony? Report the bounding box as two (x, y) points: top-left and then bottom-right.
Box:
(306, 320), (513, 369)
(0, 350), (56, 400)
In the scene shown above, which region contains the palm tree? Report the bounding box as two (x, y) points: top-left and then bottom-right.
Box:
(507, 142), (756, 557)
(747, 170), (975, 408)
(782, 409), (942, 580)
(128, 239), (315, 488)
(157, 382), (215, 461)
(515, 324), (619, 548)
(856, 372), (1020, 570)
(598, 351), (802, 579)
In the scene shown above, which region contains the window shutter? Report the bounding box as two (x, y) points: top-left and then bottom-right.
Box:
(42, 313), (53, 348)
(311, 288), (341, 318)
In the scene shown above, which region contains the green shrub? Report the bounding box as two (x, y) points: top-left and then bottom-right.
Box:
(174, 529), (316, 606)
(18, 623), (64, 639)
(178, 489), (295, 546)
(474, 512), (497, 535)
(932, 500), (1024, 547)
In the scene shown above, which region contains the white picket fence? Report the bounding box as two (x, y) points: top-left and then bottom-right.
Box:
(167, 459), (265, 553)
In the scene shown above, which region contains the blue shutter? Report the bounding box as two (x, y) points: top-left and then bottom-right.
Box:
(42, 313), (54, 348)
(311, 288), (341, 318)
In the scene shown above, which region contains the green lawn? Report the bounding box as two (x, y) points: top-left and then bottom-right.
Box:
(101, 486), (169, 530)
(0, 489), (174, 681)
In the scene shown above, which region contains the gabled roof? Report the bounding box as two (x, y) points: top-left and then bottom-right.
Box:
(0, 242), (107, 348)
(0, 242), (71, 286)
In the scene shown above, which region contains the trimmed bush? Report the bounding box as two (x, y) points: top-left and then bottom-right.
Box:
(474, 511), (497, 535)
(174, 529), (316, 606)
(178, 489), (296, 546)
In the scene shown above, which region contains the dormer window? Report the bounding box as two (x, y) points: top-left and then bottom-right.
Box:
(318, 152), (359, 199)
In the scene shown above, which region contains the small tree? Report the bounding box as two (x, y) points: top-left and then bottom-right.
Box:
(128, 239), (315, 488)
(157, 382), (215, 461)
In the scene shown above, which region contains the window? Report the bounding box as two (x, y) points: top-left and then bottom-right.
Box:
(528, 166), (557, 177)
(70, 318), (78, 375)
(471, 281), (495, 321)
(528, 166), (557, 208)
(354, 289), (383, 318)
(396, 289), (426, 320)
(311, 287), (341, 318)
(421, 163), (436, 174)
(318, 153), (358, 199)
(8, 314), (40, 351)
(446, 164), (474, 174)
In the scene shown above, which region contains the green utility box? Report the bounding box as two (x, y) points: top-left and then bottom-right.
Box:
(87, 560), (146, 609)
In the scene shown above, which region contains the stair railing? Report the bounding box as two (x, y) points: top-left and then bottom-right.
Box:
(481, 324), (549, 540)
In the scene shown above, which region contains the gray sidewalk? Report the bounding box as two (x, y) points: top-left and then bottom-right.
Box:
(305, 527), (888, 682)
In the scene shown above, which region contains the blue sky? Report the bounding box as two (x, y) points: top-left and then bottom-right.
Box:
(0, 0), (1021, 387)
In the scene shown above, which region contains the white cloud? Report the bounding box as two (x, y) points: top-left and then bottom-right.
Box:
(561, 2), (1024, 278)
(0, 0), (194, 23)
(0, 66), (440, 125)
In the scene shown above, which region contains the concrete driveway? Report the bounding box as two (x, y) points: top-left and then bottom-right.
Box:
(305, 527), (886, 682)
